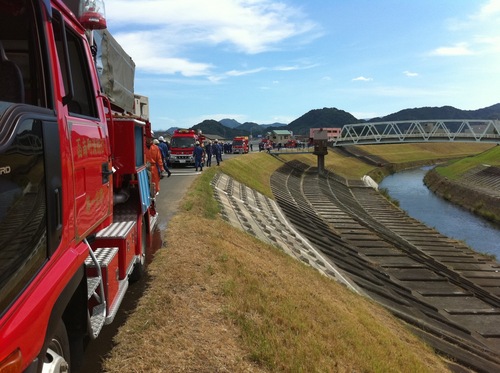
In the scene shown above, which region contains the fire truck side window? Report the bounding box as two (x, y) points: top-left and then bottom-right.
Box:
(0, 119), (47, 315)
(0, 1), (46, 107)
(52, 12), (98, 118)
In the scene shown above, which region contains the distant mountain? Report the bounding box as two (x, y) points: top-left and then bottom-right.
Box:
(219, 118), (242, 129)
(371, 103), (500, 122)
(217, 119), (287, 137)
(165, 127), (178, 134)
(219, 118), (286, 132)
(192, 119), (249, 139)
(162, 103), (500, 140)
(235, 122), (264, 136)
(260, 122), (286, 128)
(287, 108), (360, 136)
(474, 103), (500, 119)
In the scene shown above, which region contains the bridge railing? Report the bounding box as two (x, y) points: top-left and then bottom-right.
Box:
(333, 119), (500, 146)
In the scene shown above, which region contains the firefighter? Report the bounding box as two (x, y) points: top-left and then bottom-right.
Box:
(193, 141), (205, 172)
(145, 135), (166, 195)
(213, 139), (222, 165)
(157, 136), (172, 177)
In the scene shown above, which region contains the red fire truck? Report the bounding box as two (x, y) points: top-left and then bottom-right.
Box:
(169, 129), (205, 166)
(0, 1), (159, 372)
(232, 136), (249, 154)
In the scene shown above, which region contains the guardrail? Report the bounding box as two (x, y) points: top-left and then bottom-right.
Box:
(266, 146), (314, 154)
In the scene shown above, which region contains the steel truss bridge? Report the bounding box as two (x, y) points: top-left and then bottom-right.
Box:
(333, 119), (500, 146)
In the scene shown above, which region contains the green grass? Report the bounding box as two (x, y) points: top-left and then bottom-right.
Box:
(182, 166), (220, 218)
(219, 144), (494, 192)
(434, 146), (500, 179)
(219, 152), (284, 198)
(358, 143), (495, 164)
(105, 143), (498, 372)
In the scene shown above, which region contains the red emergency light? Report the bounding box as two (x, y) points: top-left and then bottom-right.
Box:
(79, 0), (107, 30)
(175, 129), (196, 134)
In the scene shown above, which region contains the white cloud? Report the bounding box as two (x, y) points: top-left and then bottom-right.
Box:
(472, 0), (500, 20)
(429, 42), (474, 56)
(106, 30), (213, 76)
(205, 62), (317, 83)
(437, 1), (500, 57)
(275, 63), (318, 71)
(106, 0), (320, 76)
(474, 36), (500, 53)
(352, 76), (373, 82)
(403, 71), (419, 77)
(226, 67), (266, 77)
(140, 57), (213, 76)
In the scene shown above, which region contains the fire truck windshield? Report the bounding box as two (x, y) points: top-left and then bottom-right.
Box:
(170, 137), (195, 148)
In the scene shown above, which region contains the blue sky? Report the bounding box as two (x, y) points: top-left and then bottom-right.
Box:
(105, 0), (500, 130)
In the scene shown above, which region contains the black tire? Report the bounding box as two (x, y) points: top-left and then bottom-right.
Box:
(129, 216), (147, 282)
(44, 319), (71, 372)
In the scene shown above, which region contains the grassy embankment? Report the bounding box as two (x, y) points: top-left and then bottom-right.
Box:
(433, 145), (500, 179)
(424, 145), (500, 225)
(103, 143), (492, 373)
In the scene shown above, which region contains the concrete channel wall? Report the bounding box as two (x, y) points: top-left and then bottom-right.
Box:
(211, 172), (361, 294)
(424, 166), (500, 227)
(212, 164), (500, 372)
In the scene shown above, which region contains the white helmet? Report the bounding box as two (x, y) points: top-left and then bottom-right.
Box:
(196, 141), (200, 145)
(158, 136), (165, 142)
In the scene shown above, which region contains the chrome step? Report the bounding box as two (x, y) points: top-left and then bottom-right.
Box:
(90, 303), (106, 339)
(84, 241), (119, 339)
(96, 221), (135, 239)
(87, 277), (100, 300)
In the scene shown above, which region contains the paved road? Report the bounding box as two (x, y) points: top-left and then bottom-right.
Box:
(156, 165), (203, 230)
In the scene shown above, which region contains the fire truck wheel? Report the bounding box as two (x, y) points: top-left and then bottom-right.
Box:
(43, 319), (71, 373)
(130, 216), (147, 282)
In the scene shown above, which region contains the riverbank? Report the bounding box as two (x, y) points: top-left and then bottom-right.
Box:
(424, 146), (500, 227)
(102, 144), (495, 372)
(102, 162), (449, 372)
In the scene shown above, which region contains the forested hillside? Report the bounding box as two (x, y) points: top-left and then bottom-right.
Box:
(166, 103), (500, 138)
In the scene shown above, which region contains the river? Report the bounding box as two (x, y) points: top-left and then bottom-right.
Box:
(379, 166), (500, 258)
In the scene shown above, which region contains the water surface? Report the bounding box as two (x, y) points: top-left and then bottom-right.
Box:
(379, 166), (500, 258)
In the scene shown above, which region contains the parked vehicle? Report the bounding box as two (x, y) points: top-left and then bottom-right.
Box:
(169, 129), (206, 166)
(232, 136), (249, 154)
(0, 1), (160, 371)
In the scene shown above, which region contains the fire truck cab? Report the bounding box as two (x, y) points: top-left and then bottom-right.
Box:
(169, 129), (205, 166)
(0, 1), (157, 372)
(232, 136), (249, 154)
